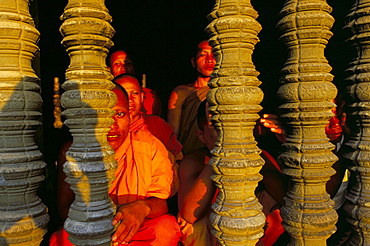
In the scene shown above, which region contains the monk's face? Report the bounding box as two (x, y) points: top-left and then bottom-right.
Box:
(192, 41), (215, 78)
(110, 50), (135, 77)
(107, 87), (130, 150)
(115, 76), (143, 123)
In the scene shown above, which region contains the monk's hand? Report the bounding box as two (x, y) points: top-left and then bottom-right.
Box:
(111, 200), (150, 244)
(260, 114), (287, 143)
(260, 114), (284, 134)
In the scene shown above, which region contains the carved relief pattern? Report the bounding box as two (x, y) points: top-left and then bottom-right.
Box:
(0, 0), (50, 245)
(277, 1), (338, 245)
(206, 1), (266, 245)
(60, 1), (116, 245)
(343, 1), (370, 245)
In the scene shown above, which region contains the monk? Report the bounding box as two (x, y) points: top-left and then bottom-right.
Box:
(55, 74), (181, 222)
(114, 74), (182, 196)
(51, 84), (181, 245)
(177, 101), (219, 246)
(177, 101), (286, 246)
(167, 40), (216, 155)
(108, 84), (181, 245)
(109, 50), (162, 116)
(53, 50), (138, 223)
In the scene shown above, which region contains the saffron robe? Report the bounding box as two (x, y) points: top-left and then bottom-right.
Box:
(130, 113), (182, 157)
(109, 130), (173, 204)
(109, 131), (181, 245)
(129, 114), (182, 196)
(177, 86), (210, 155)
(50, 131), (180, 246)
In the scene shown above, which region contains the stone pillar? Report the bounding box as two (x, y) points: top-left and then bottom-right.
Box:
(0, 0), (49, 245)
(206, 1), (266, 245)
(277, 0), (338, 245)
(59, 1), (116, 245)
(343, 1), (370, 245)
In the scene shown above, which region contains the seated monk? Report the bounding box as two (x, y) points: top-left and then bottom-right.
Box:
(114, 73), (183, 197)
(108, 49), (162, 116)
(167, 40), (215, 155)
(108, 84), (181, 245)
(51, 84), (181, 245)
(177, 100), (286, 246)
(53, 74), (181, 226)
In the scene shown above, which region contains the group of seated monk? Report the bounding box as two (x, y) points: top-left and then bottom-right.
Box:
(51, 40), (351, 246)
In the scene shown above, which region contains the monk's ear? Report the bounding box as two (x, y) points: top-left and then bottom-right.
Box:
(196, 129), (206, 143)
(191, 57), (196, 68)
(140, 91), (144, 104)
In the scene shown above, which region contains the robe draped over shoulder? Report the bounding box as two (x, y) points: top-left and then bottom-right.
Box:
(130, 113), (182, 157)
(177, 86), (210, 155)
(109, 130), (173, 205)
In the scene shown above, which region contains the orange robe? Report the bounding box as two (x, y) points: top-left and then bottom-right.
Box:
(109, 130), (181, 245)
(177, 86), (210, 155)
(50, 131), (180, 246)
(130, 113), (182, 157)
(109, 130), (173, 203)
(130, 114), (182, 196)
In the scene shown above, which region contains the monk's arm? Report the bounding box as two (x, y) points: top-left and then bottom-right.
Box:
(111, 136), (173, 244)
(178, 152), (216, 224)
(167, 90), (182, 136)
(112, 197), (167, 244)
(167, 86), (193, 136)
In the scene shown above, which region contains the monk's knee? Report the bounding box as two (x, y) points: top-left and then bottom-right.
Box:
(134, 214), (181, 246)
(152, 214), (181, 235)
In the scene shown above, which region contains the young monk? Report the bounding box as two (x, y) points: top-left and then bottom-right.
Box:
(177, 101), (286, 246)
(167, 40), (216, 155)
(109, 50), (162, 116)
(114, 74), (182, 199)
(108, 84), (181, 245)
(54, 74), (182, 223)
(177, 101), (219, 246)
(51, 84), (181, 245)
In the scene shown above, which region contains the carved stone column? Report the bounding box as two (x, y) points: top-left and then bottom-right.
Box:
(343, 1), (370, 245)
(59, 1), (116, 245)
(0, 0), (49, 245)
(206, 1), (265, 245)
(277, 1), (338, 245)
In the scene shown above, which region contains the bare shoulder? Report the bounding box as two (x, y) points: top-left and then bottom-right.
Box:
(171, 83), (196, 96)
(168, 83), (198, 111)
(179, 148), (210, 175)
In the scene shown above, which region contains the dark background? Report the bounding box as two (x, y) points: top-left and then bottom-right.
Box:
(34, 0), (354, 243)
(36, 0), (353, 119)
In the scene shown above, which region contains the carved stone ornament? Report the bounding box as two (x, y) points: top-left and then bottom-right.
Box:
(277, 0), (338, 245)
(343, 0), (370, 245)
(60, 0), (116, 245)
(206, 1), (266, 245)
(0, 0), (49, 245)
